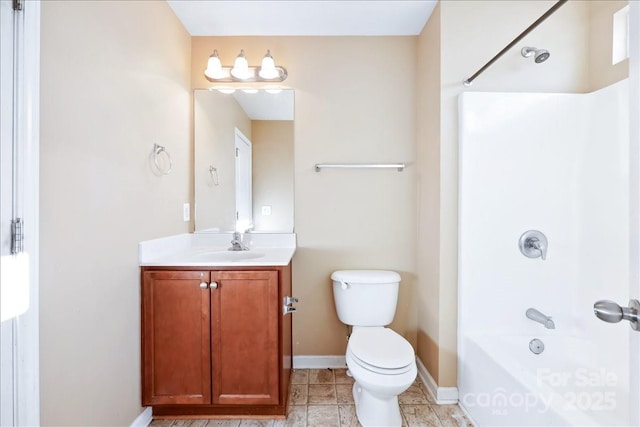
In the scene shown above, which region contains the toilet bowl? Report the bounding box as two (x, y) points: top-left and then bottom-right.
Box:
(346, 326), (417, 427)
(331, 270), (417, 427)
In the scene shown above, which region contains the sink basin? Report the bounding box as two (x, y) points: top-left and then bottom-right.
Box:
(191, 250), (265, 262)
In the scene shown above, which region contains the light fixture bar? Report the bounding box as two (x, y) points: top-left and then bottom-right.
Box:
(204, 49), (288, 83)
(204, 66), (288, 83)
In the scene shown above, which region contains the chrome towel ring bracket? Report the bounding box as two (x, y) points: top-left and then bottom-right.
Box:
(150, 143), (172, 176)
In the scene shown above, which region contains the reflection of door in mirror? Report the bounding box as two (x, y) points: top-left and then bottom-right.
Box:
(235, 128), (252, 232)
(194, 89), (294, 233)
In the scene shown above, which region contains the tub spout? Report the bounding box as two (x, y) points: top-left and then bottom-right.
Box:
(526, 308), (555, 329)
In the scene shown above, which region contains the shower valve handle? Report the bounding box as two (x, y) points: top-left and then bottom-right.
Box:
(593, 299), (640, 331)
(519, 230), (548, 260)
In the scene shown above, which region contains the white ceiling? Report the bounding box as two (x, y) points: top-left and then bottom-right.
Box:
(167, 1), (438, 36)
(233, 90), (294, 121)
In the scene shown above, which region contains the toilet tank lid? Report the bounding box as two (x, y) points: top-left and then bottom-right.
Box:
(331, 270), (401, 284)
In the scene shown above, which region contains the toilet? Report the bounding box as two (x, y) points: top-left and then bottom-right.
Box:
(331, 270), (417, 427)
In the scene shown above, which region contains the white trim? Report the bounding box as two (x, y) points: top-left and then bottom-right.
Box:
(416, 357), (458, 405)
(130, 407), (152, 427)
(16, 1), (40, 425)
(292, 355), (346, 369)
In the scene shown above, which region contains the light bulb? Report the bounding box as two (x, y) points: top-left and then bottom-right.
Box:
(259, 50), (280, 79)
(231, 49), (251, 80)
(204, 50), (225, 80)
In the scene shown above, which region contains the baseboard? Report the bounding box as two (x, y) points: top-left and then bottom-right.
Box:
(130, 407), (152, 427)
(292, 355), (347, 369)
(416, 358), (458, 404)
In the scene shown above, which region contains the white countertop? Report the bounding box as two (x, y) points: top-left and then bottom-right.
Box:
(139, 233), (296, 267)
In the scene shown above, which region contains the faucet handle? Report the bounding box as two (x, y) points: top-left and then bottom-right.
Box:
(519, 230), (548, 260)
(529, 238), (547, 260)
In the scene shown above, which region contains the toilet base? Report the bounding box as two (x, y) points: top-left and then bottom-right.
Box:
(352, 381), (402, 427)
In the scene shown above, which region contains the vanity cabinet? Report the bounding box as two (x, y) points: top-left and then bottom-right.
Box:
(141, 264), (292, 417)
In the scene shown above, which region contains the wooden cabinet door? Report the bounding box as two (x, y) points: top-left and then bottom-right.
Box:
(211, 270), (280, 405)
(142, 270), (211, 405)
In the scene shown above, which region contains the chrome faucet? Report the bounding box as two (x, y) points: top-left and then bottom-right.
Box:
(526, 308), (555, 329)
(229, 232), (249, 251)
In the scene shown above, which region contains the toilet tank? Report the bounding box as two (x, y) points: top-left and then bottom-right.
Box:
(331, 270), (401, 326)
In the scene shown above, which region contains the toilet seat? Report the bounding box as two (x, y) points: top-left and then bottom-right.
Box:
(348, 349), (414, 375)
(348, 328), (415, 375)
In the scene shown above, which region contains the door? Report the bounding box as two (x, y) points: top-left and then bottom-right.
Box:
(211, 270), (279, 405)
(630, 3), (640, 424)
(234, 128), (252, 232)
(0, 2), (17, 422)
(0, 1), (39, 425)
(142, 270), (212, 405)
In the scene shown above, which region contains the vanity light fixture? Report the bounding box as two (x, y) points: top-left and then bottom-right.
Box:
(204, 50), (225, 80)
(231, 50), (251, 79)
(259, 50), (279, 79)
(204, 49), (287, 83)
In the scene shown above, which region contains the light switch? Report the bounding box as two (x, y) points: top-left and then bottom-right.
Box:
(261, 205), (272, 216)
(183, 203), (190, 222)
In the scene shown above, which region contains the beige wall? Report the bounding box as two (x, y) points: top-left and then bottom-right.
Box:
(40, 1), (191, 425)
(416, 3), (442, 383)
(192, 37), (418, 355)
(252, 121), (294, 232)
(194, 90), (251, 231)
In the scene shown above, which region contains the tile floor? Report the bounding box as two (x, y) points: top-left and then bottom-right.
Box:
(150, 368), (472, 427)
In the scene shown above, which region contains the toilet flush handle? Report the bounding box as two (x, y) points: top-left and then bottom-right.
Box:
(340, 281), (350, 290)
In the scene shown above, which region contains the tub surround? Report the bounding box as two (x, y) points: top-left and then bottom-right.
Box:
(458, 81), (630, 426)
(139, 233), (296, 267)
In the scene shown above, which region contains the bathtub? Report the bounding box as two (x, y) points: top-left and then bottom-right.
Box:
(458, 334), (630, 426)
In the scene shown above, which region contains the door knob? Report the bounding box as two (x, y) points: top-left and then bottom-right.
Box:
(199, 282), (208, 289)
(593, 299), (640, 331)
(210, 282), (218, 289)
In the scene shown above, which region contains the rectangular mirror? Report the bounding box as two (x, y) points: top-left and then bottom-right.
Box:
(194, 89), (294, 233)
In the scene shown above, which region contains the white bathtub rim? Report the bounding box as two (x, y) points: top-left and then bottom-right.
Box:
(459, 334), (625, 426)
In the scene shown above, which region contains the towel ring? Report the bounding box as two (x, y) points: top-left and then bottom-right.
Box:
(152, 143), (172, 175)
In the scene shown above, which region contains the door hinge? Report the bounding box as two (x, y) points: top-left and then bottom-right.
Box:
(13, 0), (23, 11)
(236, 148), (239, 157)
(11, 218), (23, 254)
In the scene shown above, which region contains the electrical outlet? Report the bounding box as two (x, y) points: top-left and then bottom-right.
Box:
(183, 203), (190, 222)
(261, 206), (272, 216)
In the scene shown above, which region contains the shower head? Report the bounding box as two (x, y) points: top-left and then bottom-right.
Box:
(521, 46), (550, 63)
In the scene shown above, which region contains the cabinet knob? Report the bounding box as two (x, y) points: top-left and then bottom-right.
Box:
(199, 282), (208, 289)
(210, 282), (218, 289)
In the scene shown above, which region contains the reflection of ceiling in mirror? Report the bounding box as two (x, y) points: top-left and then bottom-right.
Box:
(232, 90), (294, 121)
